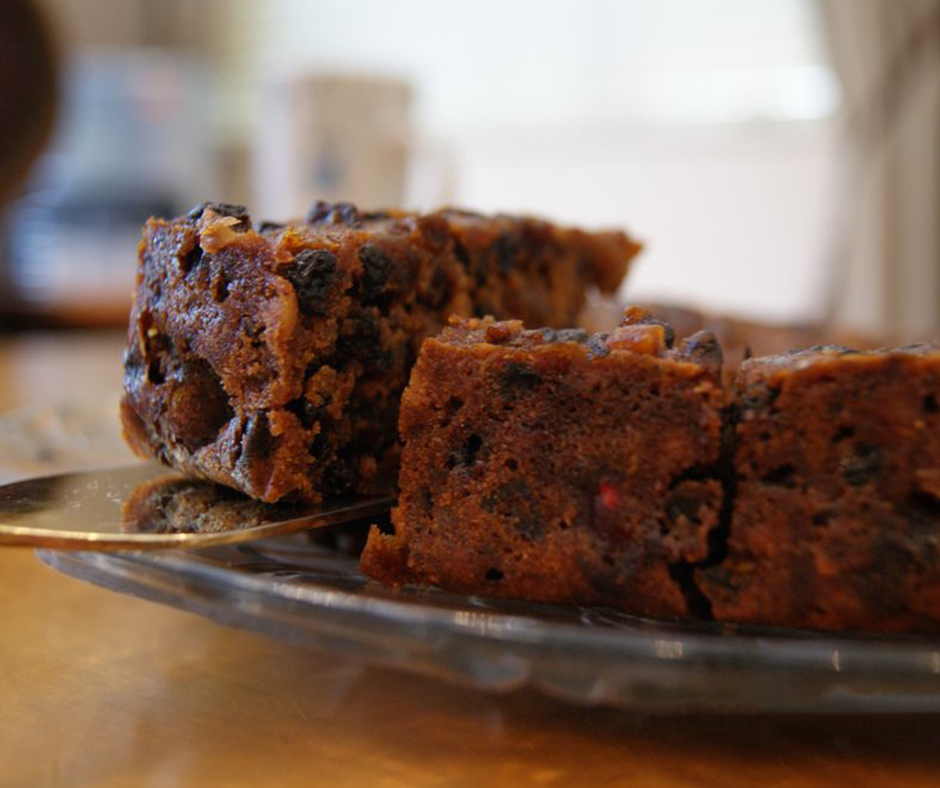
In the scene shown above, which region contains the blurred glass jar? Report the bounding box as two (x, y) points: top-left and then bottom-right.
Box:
(0, 51), (215, 327)
(252, 73), (412, 219)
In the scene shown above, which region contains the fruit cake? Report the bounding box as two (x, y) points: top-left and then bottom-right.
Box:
(360, 310), (727, 617)
(698, 344), (940, 633)
(636, 302), (879, 380)
(120, 201), (639, 503)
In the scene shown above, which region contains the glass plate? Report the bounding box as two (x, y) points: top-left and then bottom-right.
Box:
(37, 539), (940, 713)
(13, 402), (940, 712)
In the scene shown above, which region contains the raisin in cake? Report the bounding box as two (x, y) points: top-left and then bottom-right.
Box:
(360, 310), (726, 617)
(121, 201), (639, 503)
(699, 343), (940, 633)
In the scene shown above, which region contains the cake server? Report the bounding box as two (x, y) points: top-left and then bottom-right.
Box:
(0, 463), (394, 550)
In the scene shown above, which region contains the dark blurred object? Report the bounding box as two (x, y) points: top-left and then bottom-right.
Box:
(0, 0), (57, 208)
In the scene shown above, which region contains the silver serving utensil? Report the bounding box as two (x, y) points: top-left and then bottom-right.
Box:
(0, 463), (394, 550)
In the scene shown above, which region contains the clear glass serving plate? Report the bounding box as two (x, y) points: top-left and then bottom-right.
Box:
(10, 401), (940, 713)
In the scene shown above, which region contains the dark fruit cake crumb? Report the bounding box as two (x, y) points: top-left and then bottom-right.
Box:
(121, 201), (640, 503)
(360, 311), (726, 617)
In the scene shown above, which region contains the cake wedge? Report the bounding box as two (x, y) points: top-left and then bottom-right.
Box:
(361, 311), (726, 617)
(120, 201), (639, 503)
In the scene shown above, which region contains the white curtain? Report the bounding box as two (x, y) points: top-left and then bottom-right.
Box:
(819, 0), (940, 340)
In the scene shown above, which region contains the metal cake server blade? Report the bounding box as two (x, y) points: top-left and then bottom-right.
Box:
(0, 463), (394, 550)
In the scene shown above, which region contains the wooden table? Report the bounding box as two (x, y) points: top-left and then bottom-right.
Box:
(2, 331), (940, 788)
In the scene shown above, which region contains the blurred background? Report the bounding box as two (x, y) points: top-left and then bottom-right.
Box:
(0, 0), (938, 340)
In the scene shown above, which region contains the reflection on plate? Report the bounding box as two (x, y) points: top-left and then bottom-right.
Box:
(0, 462), (393, 550)
(9, 401), (940, 712)
(122, 473), (303, 534)
(39, 537), (940, 713)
